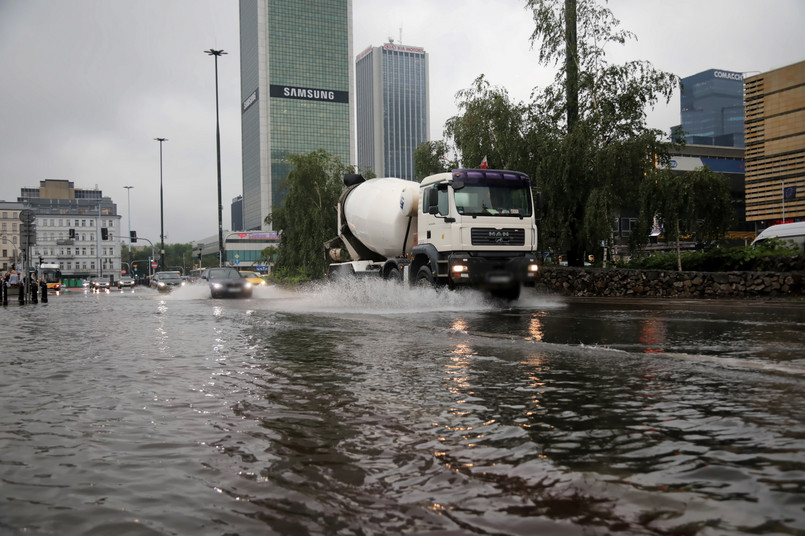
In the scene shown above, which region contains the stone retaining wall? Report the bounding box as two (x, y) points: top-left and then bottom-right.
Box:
(533, 266), (804, 298)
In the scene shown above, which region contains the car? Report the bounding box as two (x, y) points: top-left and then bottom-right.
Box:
(117, 276), (135, 289)
(150, 271), (184, 292)
(202, 267), (253, 298)
(90, 277), (110, 290)
(239, 270), (267, 287)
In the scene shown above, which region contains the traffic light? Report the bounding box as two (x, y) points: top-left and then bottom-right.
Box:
(101, 228), (108, 240)
(130, 230), (137, 243)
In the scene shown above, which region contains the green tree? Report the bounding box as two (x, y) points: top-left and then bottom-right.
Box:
(524, 0), (678, 265)
(634, 166), (734, 271)
(444, 75), (532, 172)
(413, 140), (455, 181)
(266, 150), (351, 280)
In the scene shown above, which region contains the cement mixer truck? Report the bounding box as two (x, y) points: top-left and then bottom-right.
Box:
(325, 168), (539, 300)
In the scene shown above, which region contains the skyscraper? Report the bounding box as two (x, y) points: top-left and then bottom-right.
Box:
(239, 0), (354, 232)
(673, 69), (745, 147)
(356, 42), (429, 180)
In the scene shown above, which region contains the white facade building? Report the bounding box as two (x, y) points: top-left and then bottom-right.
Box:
(17, 180), (122, 281)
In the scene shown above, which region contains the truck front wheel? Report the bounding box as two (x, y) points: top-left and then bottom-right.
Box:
(415, 266), (435, 287)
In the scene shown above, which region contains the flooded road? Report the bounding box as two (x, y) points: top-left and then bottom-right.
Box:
(1, 280), (804, 535)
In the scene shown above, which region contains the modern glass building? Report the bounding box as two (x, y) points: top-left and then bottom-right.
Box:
(674, 69), (745, 147)
(239, 0), (354, 232)
(356, 43), (429, 181)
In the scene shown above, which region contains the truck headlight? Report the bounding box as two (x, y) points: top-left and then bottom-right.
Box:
(451, 264), (467, 273)
(527, 263), (539, 275)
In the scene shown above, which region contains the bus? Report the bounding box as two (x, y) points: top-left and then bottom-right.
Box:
(39, 263), (62, 291)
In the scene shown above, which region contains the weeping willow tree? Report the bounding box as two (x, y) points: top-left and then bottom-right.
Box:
(634, 166), (735, 271)
(266, 150), (353, 280)
(413, 140), (456, 181)
(444, 75), (533, 173)
(525, 0), (679, 265)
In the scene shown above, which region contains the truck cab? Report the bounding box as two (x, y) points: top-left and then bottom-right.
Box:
(410, 168), (539, 299)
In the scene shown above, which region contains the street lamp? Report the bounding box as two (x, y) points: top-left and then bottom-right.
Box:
(124, 185), (133, 272)
(154, 137), (168, 272)
(205, 48), (227, 267)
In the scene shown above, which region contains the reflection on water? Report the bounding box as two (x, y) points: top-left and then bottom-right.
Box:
(639, 317), (667, 353)
(0, 282), (803, 535)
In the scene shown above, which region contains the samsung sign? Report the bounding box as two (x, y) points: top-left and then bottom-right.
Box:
(713, 70), (743, 81)
(242, 88), (258, 113)
(269, 85), (349, 103)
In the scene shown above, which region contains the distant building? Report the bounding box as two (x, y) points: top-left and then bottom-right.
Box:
(16, 179), (122, 280)
(355, 42), (430, 180)
(239, 0), (354, 232)
(231, 195), (243, 231)
(194, 230), (280, 271)
(614, 145), (749, 250)
(672, 69), (745, 148)
(0, 201), (24, 271)
(744, 61), (805, 228)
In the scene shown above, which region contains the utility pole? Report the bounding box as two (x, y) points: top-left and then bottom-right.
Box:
(205, 48), (227, 267)
(155, 137), (168, 272)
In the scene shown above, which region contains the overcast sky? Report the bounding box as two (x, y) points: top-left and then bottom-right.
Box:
(1, 0), (802, 245)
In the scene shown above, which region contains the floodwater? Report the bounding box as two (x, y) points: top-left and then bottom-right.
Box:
(1, 280), (804, 536)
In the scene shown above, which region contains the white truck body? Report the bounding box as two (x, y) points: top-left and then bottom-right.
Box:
(327, 168), (539, 299)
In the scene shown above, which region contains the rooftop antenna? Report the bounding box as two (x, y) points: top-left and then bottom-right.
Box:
(399, 27), (402, 44)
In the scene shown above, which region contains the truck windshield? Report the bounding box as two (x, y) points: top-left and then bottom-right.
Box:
(454, 182), (532, 217)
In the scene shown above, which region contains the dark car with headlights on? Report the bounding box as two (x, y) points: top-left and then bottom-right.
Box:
(150, 271), (184, 292)
(202, 267), (253, 298)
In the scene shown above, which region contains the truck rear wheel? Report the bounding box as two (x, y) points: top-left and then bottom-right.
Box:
(386, 266), (403, 281)
(415, 266), (435, 287)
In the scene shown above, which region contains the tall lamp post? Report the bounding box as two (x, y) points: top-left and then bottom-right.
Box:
(205, 48), (227, 267)
(154, 137), (168, 272)
(124, 185), (133, 273)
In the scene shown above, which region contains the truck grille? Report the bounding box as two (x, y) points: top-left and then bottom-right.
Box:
(471, 228), (526, 246)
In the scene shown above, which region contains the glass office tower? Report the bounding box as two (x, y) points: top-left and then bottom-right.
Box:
(356, 43), (429, 181)
(677, 69), (745, 147)
(239, 0), (354, 231)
